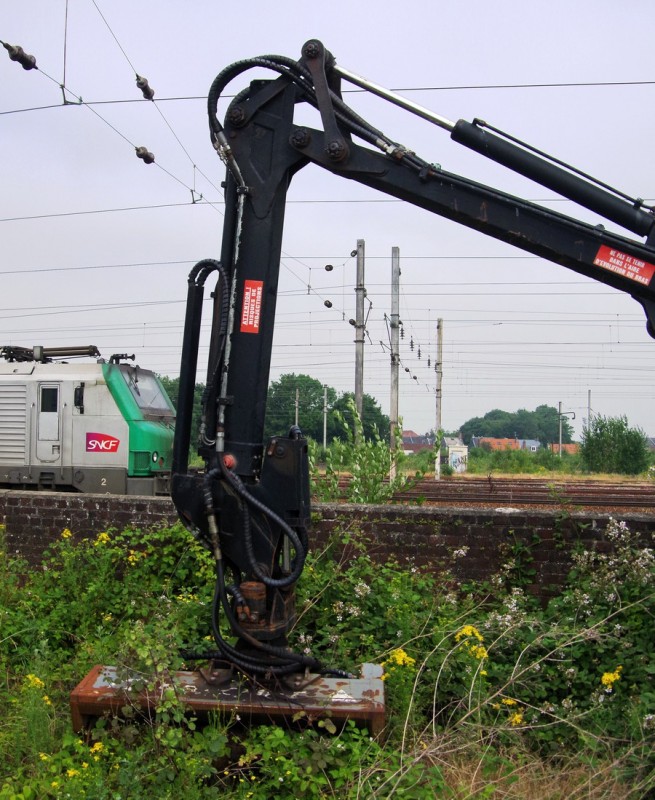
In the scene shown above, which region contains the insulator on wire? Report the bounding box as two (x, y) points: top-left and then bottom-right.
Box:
(417, 347), (421, 359)
(3, 42), (36, 70)
(135, 146), (155, 164)
(136, 74), (154, 100)
(400, 326), (404, 339)
(427, 356), (431, 367)
(410, 337), (414, 351)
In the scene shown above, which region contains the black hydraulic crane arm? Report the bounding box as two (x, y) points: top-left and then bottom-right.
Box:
(171, 40), (655, 678)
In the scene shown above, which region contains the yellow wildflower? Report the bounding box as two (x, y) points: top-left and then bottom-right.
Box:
(455, 624), (484, 643)
(61, 528), (73, 539)
(469, 644), (488, 660)
(42, 694), (52, 706)
(384, 648), (416, 669)
(94, 532), (111, 546)
(501, 698), (517, 706)
(24, 674), (45, 690)
(601, 666), (623, 692)
(66, 768), (80, 778)
(508, 711), (524, 726)
(90, 741), (105, 754)
(39, 753), (50, 761)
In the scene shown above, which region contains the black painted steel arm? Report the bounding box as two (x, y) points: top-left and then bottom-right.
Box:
(172, 41), (655, 676)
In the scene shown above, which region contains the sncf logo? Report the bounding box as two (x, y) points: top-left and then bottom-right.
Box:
(86, 433), (120, 453)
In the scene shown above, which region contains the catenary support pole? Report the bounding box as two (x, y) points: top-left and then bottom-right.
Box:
(435, 318), (443, 480)
(389, 247), (400, 479)
(354, 239), (365, 436)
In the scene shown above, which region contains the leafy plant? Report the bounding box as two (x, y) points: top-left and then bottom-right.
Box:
(311, 398), (421, 504)
(581, 413), (649, 475)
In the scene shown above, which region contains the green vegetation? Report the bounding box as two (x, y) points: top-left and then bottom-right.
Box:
(466, 445), (580, 475)
(581, 414), (649, 476)
(310, 398), (421, 504)
(0, 513), (653, 798)
(265, 373), (390, 444)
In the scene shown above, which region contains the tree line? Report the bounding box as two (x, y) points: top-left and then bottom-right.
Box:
(458, 405), (574, 447)
(158, 373), (391, 446)
(159, 374), (651, 475)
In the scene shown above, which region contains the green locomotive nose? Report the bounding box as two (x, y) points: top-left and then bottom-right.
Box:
(103, 362), (176, 484)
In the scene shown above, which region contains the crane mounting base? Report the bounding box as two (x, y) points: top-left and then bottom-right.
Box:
(70, 663), (385, 736)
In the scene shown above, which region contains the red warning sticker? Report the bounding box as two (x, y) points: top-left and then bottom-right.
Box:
(240, 279), (264, 333)
(594, 246), (655, 286)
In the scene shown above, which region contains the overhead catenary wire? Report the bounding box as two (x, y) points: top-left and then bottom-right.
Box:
(2, 8), (225, 211)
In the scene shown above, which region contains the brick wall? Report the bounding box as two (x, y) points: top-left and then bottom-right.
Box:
(1, 489), (653, 598)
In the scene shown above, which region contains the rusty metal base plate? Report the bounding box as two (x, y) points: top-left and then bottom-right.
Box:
(70, 663), (385, 735)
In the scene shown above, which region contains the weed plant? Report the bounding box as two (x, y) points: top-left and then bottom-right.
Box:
(310, 399), (424, 504)
(0, 517), (653, 798)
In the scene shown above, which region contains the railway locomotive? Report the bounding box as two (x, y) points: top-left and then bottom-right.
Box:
(0, 345), (175, 495)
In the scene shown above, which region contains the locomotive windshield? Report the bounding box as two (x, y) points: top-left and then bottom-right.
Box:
(118, 366), (175, 418)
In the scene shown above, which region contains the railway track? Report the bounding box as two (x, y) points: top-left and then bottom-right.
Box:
(347, 477), (655, 510)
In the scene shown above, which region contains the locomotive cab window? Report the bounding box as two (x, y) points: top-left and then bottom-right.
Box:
(118, 366), (175, 419)
(40, 386), (58, 413)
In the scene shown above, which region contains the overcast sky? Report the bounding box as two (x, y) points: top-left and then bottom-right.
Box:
(2, 1), (654, 439)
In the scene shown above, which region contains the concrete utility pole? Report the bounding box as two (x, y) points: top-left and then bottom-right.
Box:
(389, 247), (400, 479)
(434, 318), (443, 480)
(354, 239), (366, 430)
(323, 384), (328, 450)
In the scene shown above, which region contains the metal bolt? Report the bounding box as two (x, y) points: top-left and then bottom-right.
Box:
(326, 140), (347, 162)
(227, 105), (247, 127)
(302, 40), (321, 59)
(290, 127), (311, 149)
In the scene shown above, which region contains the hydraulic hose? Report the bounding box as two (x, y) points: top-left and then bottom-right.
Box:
(219, 462), (307, 589)
(201, 469), (320, 675)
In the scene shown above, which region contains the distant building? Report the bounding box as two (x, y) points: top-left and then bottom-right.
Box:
(471, 437), (541, 452)
(402, 430), (435, 454)
(549, 443), (580, 455)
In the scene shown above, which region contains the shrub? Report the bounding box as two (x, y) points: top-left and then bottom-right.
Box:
(581, 414), (649, 475)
